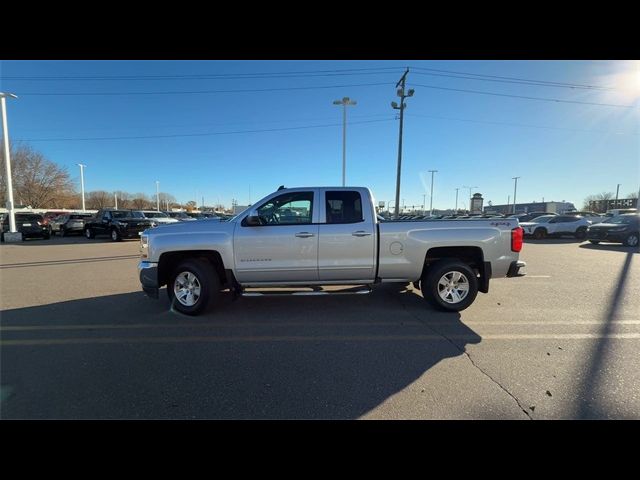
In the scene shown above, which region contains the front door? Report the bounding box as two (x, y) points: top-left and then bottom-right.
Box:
(233, 190), (319, 283)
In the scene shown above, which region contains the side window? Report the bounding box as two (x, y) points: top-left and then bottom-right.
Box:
(103, 211), (111, 221)
(325, 191), (364, 224)
(255, 192), (313, 226)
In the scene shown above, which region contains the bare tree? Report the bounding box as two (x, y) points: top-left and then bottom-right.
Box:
(0, 144), (75, 208)
(131, 193), (152, 210)
(583, 192), (615, 212)
(85, 190), (112, 209)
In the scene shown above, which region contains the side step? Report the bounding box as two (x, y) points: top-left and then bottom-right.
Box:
(241, 285), (372, 297)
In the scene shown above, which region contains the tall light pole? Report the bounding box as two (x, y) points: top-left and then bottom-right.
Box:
(114, 192), (118, 209)
(1, 92), (18, 237)
(615, 183), (621, 208)
(392, 69), (414, 219)
(428, 170), (438, 216)
(77, 164), (86, 212)
(512, 176), (521, 214)
(333, 96), (357, 186)
(455, 188), (459, 212)
(155, 181), (160, 211)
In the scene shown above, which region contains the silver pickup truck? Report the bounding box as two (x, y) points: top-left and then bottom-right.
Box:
(138, 186), (525, 315)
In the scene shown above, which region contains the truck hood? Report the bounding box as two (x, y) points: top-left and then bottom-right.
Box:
(144, 218), (235, 235)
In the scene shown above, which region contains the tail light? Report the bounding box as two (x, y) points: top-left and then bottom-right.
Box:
(511, 227), (523, 252)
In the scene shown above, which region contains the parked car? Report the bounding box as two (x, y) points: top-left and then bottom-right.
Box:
(55, 213), (93, 236)
(165, 211), (197, 221)
(521, 215), (591, 240)
(565, 211), (605, 224)
(141, 211), (180, 225)
(586, 214), (639, 247)
(138, 186), (525, 315)
(605, 208), (637, 218)
(84, 209), (157, 241)
(1, 213), (51, 241)
(512, 212), (558, 223)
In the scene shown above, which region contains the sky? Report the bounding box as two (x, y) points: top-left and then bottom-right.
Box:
(1, 60), (638, 211)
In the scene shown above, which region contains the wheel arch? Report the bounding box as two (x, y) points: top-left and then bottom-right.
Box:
(158, 250), (232, 289)
(421, 246), (489, 293)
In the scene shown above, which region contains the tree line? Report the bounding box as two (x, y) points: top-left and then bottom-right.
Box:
(0, 144), (186, 210)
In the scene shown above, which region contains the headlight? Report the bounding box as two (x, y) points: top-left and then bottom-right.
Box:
(150, 222), (157, 227)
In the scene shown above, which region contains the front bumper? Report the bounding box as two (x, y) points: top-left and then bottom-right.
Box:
(586, 230), (627, 243)
(138, 261), (159, 298)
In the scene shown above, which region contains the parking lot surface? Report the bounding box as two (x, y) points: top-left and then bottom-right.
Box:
(1, 235), (638, 419)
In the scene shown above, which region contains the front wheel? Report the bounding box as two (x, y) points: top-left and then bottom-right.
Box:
(421, 260), (479, 312)
(624, 232), (639, 247)
(85, 228), (95, 239)
(167, 259), (220, 316)
(110, 228), (121, 242)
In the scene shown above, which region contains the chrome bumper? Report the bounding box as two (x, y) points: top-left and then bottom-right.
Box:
(138, 261), (159, 298)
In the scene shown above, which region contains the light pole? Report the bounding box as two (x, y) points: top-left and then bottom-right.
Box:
(512, 176), (521, 214)
(455, 188), (459, 212)
(114, 192), (118, 209)
(1, 92), (18, 238)
(428, 170), (437, 216)
(77, 164), (86, 212)
(422, 194), (426, 213)
(615, 183), (621, 208)
(392, 69), (414, 219)
(333, 96), (357, 186)
(156, 181), (160, 211)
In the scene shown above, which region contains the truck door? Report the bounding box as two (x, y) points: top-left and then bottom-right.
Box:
(233, 190), (319, 283)
(318, 189), (376, 282)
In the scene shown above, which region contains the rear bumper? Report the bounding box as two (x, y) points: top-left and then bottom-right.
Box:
(138, 261), (159, 298)
(507, 260), (526, 277)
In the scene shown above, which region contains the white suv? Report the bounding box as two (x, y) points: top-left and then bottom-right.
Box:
(521, 215), (592, 240)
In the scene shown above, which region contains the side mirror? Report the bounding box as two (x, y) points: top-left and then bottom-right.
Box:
(244, 215), (262, 226)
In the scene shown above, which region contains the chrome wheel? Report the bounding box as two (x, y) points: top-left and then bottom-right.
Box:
(173, 271), (202, 307)
(437, 271), (470, 304)
(627, 234), (639, 247)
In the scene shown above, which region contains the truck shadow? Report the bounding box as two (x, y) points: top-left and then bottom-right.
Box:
(578, 243), (639, 253)
(0, 284), (481, 419)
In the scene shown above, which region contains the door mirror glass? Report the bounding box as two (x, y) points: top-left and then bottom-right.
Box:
(244, 215), (262, 226)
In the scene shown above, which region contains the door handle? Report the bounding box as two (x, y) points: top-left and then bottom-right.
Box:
(352, 231), (372, 237)
(295, 232), (315, 238)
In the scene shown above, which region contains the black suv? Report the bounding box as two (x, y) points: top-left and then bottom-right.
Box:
(1, 212), (51, 241)
(84, 209), (156, 241)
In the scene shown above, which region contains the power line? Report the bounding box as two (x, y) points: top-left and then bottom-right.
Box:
(18, 118), (396, 142)
(17, 82), (395, 96)
(409, 66), (613, 90)
(408, 82), (632, 108)
(3, 66), (404, 81)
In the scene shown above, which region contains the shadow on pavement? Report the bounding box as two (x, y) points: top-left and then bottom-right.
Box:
(524, 238), (584, 244)
(576, 251), (635, 419)
(579, 243), (639, 254)
(0, 284), (481, 419)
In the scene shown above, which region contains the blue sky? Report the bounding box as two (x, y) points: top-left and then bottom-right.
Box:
(1, 60), (638, 210)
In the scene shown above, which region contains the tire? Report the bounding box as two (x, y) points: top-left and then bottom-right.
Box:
(43, 233), (50, 240)
(575, 227), (587, 240)
(533, 228), (547, 240)
(85, 227), (95, 239)
(421, 259), (479, 312)
(624, 232), (639, 248)
(589, 240), (600, 245)
(110, 228), (121, 242)
(167, 259), (220, 316)
(60, 227), (66, 237)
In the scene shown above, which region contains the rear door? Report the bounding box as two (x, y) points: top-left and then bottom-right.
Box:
(318, 189), (376, 281)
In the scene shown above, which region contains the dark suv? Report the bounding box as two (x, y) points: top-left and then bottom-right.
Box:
(84, 209), (156, 241)
(1, 213), (51, 241)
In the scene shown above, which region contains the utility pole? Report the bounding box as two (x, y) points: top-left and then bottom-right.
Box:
(1, 92), (19, 238)
(78, 164), (86, 212)
(114, 192), (118, 209)
(333, 96), (357, 186)
(428, 170), (437, 216)
(391, 69), (414, 219)
(512, 176), (521, 214)
(615, 183), (621, 208)
(455, 188), (459, 212)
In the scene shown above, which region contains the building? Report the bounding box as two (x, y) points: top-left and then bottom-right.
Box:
(484, 201), (576, 215)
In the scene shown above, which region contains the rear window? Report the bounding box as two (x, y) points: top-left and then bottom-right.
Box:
(326, 191), (364, 224)
(16, 214), (43, 221)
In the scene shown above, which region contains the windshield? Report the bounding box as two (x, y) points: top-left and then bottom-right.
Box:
(607, 215), (634, 225)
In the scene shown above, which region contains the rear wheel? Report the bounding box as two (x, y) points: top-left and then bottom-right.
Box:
(110, 228), (121, 242)
(624, 232), (639, 247)
(533, 228), (547, 240)
(167, 259), (220, 316)
(421, 259), (478, 312)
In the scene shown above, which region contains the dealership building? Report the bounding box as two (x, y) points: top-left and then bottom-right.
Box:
(484, 201), (576, 215)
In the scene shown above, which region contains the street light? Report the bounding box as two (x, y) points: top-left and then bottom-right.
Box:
(1, 92), (19, 238)
(333, 96), (357, 186)
(77, 163), (86, 212)
(428, 170), (438, 216)
(156, 180), (160, 212)
(512, 177), (521, 214)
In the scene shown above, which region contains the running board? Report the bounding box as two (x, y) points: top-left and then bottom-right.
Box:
(241, 285), (372, 297)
